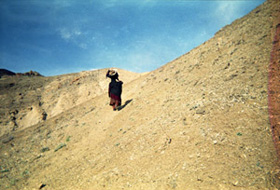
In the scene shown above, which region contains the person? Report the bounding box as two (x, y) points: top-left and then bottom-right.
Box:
(106, 69), (123, 111)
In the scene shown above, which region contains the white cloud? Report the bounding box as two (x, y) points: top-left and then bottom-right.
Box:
(78, 43), (88, 49)
(74, 30), (82, 36)
(57, 28), (89, 49)
(58, 28), (82, 40)
(59, 28), (71, 40)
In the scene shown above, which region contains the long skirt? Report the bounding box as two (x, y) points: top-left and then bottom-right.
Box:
(109, 93), (121, 107)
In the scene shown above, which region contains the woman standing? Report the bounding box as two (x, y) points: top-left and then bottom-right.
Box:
(106, 69), (123, 111)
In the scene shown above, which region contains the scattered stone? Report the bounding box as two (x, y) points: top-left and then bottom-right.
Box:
(41, 111), (47, 121)
(224, 63), (230, 69)
(182, 118), (187, 125)
(196, 109), (206, 115)
(190, 105), (199, 111)
(39, 101), (43, 106)
(39, 183), (46, 189)
(9, 82), (15, 87)
(224, 74), (238, 81)
(54, 143), (66, 152)
(233, 181), (239, 186)
(0, 1), (278, 188)
(2, 136), (14, 144)
(10, 109), (18, 115)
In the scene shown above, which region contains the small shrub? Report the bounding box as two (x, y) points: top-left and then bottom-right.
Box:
(236, 132), (242, 136)
(66, 136), (71, 142)
(0, 169), (10, 173)
(22, 170), (29, 176)
(41, 147), (50, 153)
(115, 143), (120, 147)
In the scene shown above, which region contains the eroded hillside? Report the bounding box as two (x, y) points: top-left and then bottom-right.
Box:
(0, 0), (279, 189)
(0, 69), (141, 137)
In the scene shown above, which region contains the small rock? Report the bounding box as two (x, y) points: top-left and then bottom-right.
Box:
(233, 181), (239, 186)
(2, 136), (14, 144)
(224, 74), (238, 81)
(39, 183), (46, 189)
(41, 111), (47, 120)
(196, 109), (205, 115)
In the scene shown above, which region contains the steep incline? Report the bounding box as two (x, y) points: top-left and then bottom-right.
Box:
(0, 0), (279, 189)
(268, 0), (280, 160)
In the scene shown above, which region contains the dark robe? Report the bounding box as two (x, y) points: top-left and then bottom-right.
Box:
(109, 79), (123, 106)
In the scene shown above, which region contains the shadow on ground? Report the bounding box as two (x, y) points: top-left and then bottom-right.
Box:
(118, 99), (133, 111)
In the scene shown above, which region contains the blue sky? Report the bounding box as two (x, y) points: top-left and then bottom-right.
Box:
(0, 0), (266, 76)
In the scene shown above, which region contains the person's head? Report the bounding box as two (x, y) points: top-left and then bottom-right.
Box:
(106, 69), (119, 80)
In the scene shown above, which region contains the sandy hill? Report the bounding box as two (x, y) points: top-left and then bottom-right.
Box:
(0, 0), (280, 189)
(0, 69), (141, 137)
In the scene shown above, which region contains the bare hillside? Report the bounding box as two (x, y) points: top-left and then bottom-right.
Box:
(0, 0), (279, 189)
(0, 69), (141, 137)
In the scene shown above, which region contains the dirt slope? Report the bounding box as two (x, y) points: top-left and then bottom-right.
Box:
(0, 69), (141, 137)
(0, 0), (280, 189)
(268, 0), (280, 161)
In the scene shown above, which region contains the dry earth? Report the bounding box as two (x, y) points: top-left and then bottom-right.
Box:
(268, 0), (280, 162)
(0, 0), (280, 189)
(0, 69), (141, 137)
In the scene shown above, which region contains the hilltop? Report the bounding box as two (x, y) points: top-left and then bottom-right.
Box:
(0, 69), (16, 77)
(0, 0), (280, 189)
(0, 69), (43, 77)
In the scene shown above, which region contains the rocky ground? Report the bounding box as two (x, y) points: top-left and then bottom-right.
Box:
(0, 0), (280, 189)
